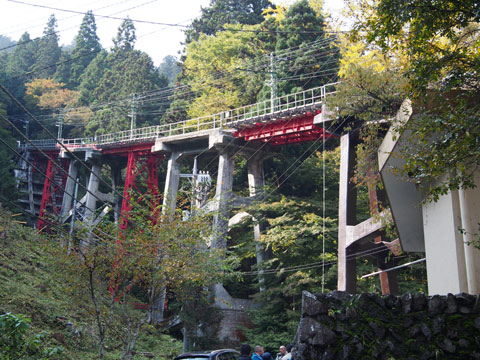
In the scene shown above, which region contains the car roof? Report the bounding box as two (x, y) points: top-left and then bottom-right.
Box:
(174, 349), (239, 359)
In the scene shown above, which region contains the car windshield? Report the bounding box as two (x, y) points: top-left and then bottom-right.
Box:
(177, 357), (209, 360)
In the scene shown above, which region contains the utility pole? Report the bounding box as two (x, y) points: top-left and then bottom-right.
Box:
(56, 110), (64, 139)
(269, 52), (278, 113)
(130, 93), (137, 132)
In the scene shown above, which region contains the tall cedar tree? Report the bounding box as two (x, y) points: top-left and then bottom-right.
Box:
(34, 15), (61, 78)
(184, 0), (273, 44)
(5, 32), (37, 111)
(84, 19), (167, 135)
(274, 0), (338, 95)
(68, 10), (102, 88)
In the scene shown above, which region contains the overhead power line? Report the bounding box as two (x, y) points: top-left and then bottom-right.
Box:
(8, 0), (342, 35)
(1, 0), (161, 51)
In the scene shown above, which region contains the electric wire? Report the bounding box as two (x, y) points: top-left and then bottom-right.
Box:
(0, 0), (136, 36)
(1, 0), (161, 51)
(7, 0), (343, 36)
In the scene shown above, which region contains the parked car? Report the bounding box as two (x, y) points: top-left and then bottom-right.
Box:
(173, 349), (240, 360)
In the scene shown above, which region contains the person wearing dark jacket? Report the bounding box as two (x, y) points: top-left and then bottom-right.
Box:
(239, 344), (252, 360)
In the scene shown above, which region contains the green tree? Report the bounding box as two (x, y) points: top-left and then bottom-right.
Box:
(0, 35), (16, 51)
(349, 0), (480, 199)
(77, 50), (108, 105)
(158, 55), (180, 85)
(0, 125), (18, 206)
(112, 17), (136, 54)
(66, 10), (102, 88)
(273, 0), (338, 96)
(61, 201), (228, 359)
(183, 24), (264, 118)
(52, 51), (72, 86)
(5, 32), (37, 108)
(185, 0), (273, 43)
(86, 50), (166, 134)
(34, 15), (61, 78)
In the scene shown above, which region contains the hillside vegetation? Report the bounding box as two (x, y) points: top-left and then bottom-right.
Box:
(0, 208), (182, 359)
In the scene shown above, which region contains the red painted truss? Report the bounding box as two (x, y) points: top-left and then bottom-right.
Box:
(233, 112), (336, 146)
(37, 156), (70, 231)
(111, 150), (165, 296)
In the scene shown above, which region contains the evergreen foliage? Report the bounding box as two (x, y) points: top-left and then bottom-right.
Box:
(33, 14), (61, 79)
(68, 10), (102, 88)
(184, 0), (273, 43)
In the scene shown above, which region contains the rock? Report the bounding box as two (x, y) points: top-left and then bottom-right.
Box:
(446, 327), (458, 340)
(420, 322), (432, 340)
(459, 306), (472, 314)
(408, 324), (420, 337)
(456, 292), (475, 307)
(412, 293), (427, 311)
(371, 293), (385, 308)
(473, 295), (480, 313)
(445, 293), (457, 313)
(471, 352), (480, 360)
(311, 327), (337, 346)
(292, 343), (307, 360)
(403, 316), (414, 328)
(388, 327), (403, 342)
(438, 338), (456, 353)
(326, 290), (351, 302)
(321, 349), (335, 360)
(458, 338), (470, 349)
(369, 321), (385, 339)
(302, 291), (328, 316)
(356, 293), (370, 307)
(298, 317), (321, 342)
(402, 293), (412, 314)
(345, 306), (358, 319)
(432, 316), (445, 334)
(385, 340), (395, 352)
(474, 317), (480, 331)
(384, 294), (398, 309)
(296, 317), (337, 346)
(341, 345), (350, 360)
(428, 295), (446, 315)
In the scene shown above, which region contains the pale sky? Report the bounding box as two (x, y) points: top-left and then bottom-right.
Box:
(0, 0), (344, 67)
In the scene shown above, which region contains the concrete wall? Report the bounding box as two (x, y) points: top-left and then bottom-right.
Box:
(293, 291), (480, 360)
(422, 181), (480, 295)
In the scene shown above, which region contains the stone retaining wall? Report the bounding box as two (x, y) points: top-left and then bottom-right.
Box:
(293, 291), (480, 359)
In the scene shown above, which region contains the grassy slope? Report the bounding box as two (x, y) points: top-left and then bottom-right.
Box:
(0, 214), (182, 359)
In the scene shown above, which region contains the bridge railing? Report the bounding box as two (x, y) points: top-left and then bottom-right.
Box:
(24, 83), (339, 150)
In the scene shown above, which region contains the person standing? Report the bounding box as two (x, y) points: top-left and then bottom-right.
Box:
(251, 345), (264, 360)
(282, 344), (293, 360)
(276, 346), (287, 360)
(239, 344), (252, 360)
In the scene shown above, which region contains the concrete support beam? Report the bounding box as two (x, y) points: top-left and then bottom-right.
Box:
(212, 150), (234, 249)
(162, 152), (181, 216)
(247, 154), (267, 291)
(337, 133), (357, 293)
(84, 163), (102, 222)
(61, 160), (78, 220)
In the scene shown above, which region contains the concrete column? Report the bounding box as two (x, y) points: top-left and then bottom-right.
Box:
(423, 189), (467, 295)
(247, 154), (267, 291)
(162, 152), (181, 216)
(212, 150), (234, 249)
(458, 185), (480, 294)
(61, 160), (78, 219)
(337, 133), (357, 293)
(84, 163), (102, 222)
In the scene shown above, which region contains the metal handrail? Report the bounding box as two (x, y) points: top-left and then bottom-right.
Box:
(25, 83), (338, 150)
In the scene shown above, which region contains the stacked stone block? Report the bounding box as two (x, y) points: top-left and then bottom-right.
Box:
(294, 291), (480, 359)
